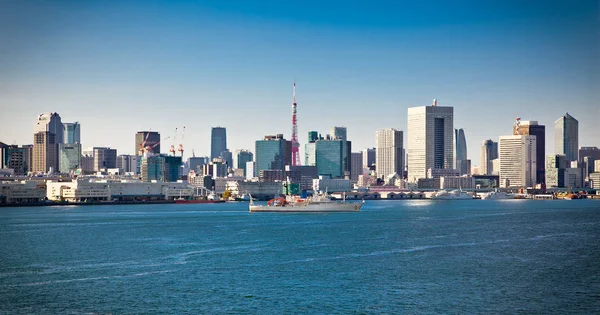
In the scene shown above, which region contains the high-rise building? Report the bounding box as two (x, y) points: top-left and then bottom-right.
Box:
(376, 128), (403, 179)
(33, 112), (63, 174)
(582, 156), (596, 180)
(220, 149), (233, 168)
(304, 131), (321, 166)
(235, 150), (254, 176)
(554, 113), (578, 162)
(499, 135), (537, 188)
(362, 148), (376, 172)
(93, 147), (117, 171)
(255, 134), (292, 175)
(514, 120), (545, 184)
(34, 112), (64, 144)
(579, 147), (600, 162)
(187, 156), (209, 173)
(480, 140), (499, 176)
(1, 145), (33, 175)
(116, 154), (138, 174)
(350, 152), (363, 182)
(315, 139), (344, 178)
(33, 132), (57, 173)
(210, 127), (227, 161)
(454, 128), (468, 175)
(63, 122), (81, 144)
(58, 143), (82, 173)
(141, 155), (182, 182)
(545, 154), (568, 188)
(135, 131), (160, 156)
(330, 126), (351, 176)
(407, 102), (454, 182)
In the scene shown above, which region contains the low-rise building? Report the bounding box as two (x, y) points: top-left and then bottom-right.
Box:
(440, 176), (476, 190)
(0, 181), (46, 204)
(226, 181), (282, 199)
(312, 177), (352, 193)
(46, 180), (110, 202)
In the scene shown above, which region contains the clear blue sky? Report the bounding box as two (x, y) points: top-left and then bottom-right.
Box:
(1, 0), (598, 164)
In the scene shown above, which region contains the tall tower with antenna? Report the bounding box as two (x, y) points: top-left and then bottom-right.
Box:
(291, 81), (301, 166)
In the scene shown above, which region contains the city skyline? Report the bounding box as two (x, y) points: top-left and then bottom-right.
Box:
(0, 1), (598, 163)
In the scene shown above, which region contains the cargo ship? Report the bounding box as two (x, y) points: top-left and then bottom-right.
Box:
(248, 193), (363, 212)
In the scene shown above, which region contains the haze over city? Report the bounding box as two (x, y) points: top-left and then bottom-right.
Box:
(1, 0), (598, 161)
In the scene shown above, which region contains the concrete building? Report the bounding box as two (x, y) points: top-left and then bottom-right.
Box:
(376, 128), (403, 180)
(255, 134), (292, 175)
(440, 176), (476, 190)
(246, 161), (255, 180)
(235, 150), (253, 176)
(220, 149), (233, 169)
(554, 113), (578, 162)
(225, 181), (282, 200)
(514, 120), (545, 184)
(589, 173), (600, 189)
(407, 102), (454, 182)
(58, 143), (82, 174)
(63, 122), (80, 144)
(491, 158), (500, 175)
(33, 131), (57, 173)
(427, 168), (460, 180)
(312, 177), (352, 193)
(579, 147), (600, 162)
(595, 160), (600, 173)
(141, 155), (182, 182)
(80, 154), (94, 174)
(454, 128), (468, 175)
(350, 152), (363, 182)
(0, 181), (46, 204)
(564, 168), (583, 189)
(1, 145), (33, 175)
(362, 148), (376, 173)
(480, 140), (498, 176)
(116, 155), (138, 174)
(210, 127), (227, 161)
(545, 154), (568, 188)
(582, 156), (596, 180)
(93, 147), (117, 171)
(188, 156), (209, 173)
(47, 180), (110, 202)
(34, 112), (64, 143)
(499, 135), (537, 188)
(135, 131), (160, 156)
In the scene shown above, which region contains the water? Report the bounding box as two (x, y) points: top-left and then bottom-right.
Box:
(1, 200), (599, 314)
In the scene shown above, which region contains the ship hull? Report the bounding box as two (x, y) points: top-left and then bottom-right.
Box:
(249, 202), (363, 212)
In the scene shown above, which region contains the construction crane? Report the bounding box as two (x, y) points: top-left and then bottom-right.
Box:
(138, 130), (152, 156)
(170, 128), (178, 156)
(178, 126), (185, 157)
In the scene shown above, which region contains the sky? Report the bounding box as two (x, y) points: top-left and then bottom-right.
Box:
(1, 0), (598, 165)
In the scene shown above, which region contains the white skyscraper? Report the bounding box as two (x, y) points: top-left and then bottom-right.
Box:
(376, 128), (403, 179)
(499, 135), (537, 188)
(407, 102), (454, 182)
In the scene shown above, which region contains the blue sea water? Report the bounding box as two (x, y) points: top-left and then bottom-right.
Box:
(0, 200), (599, 314)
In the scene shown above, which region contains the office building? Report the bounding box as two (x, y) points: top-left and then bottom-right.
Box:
(376, 128), (403, 179)
(362, 148), (376, 172)
(141, 155), (182, 182)
(579, 146), (600, 162)
(210, 127), (227, 161)
(514, 120), (545, 184)
(188, 156), (209, 174)
(316, 139), (344, 178)
(554, 113), (578, 162)
(1, 145), (33, 175)
(220, 149), (233, 168)
(582, 156), (596, 180)
(480, 140), (498, 176)
(255, 134), (292, 175)
(34, 112), (64, 144)
(63, 122), (81, 144)
(93, 147), (117, 171)
(350, 152), (363, 182)
(33, 132), (57, 173)
(135, 131), (160, 156)
(116, 155), (138, 174)
(454, 128), (468, 175)
(304, 131), (321, 166)
(407, 102), (454, 182)
(58, 143), (82, 173)
(235, 150), (253, 177)
(545, 154), (568, 188)
(330, 126), (351, 176)
(499, 135), (537, 188)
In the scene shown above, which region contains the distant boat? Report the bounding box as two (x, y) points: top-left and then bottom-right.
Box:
(249, 192), (364, 212)
(481, 190), (516, 200)
(430, 189), (473, 200)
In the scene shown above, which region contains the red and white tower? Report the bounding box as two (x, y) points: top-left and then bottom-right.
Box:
(291, 81), (301, 166)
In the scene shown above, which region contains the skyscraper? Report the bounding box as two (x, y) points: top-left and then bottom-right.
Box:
(545, 154), (568, 188)
(135, 131), (160, 156)
(554, 113), (578, 162)
(350, 152), (363, 182)
(2, 145), (33, 175)
(480, 140), (498, 176)
(330, 126), (351, 176)
(58, 143), (82, 173)
(63, 122), (81, 144)
(93, 147), (117, 171)
(33, 112), (63, 173)
(407, 102), (454, 182)
(579, 147), (600, 162)
(362, 148), (376, 172)
(376, 128), (403, 179)
(513, 119), (545, 184)
(211, 127), (227, 161)
(454, 128), (468, 175)
(255, 134), (292, 175)
(235, 150), (254, 176)
(499, 135), (537, 188)
(316, 139), (344, 178)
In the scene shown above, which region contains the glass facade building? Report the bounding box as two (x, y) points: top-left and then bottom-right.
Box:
(316, 140), (343, 178)
(58, 143), (82, 173)
(554, 113), (578, 162)
(211, 127), (227, 161)
(255, 135), (292, 175)
(63, 122), (81, 144)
